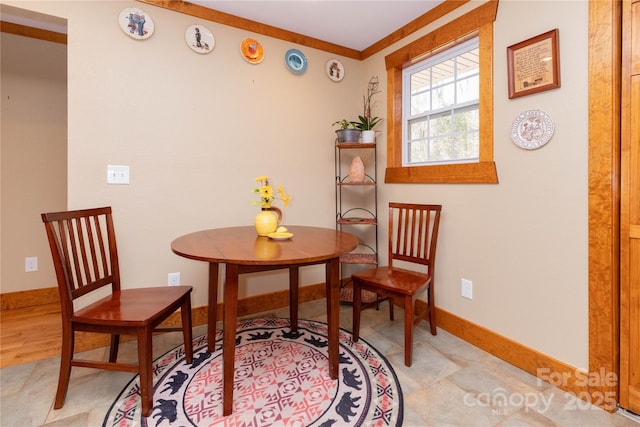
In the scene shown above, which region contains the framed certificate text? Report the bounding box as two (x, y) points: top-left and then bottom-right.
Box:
(507, 29), (560, 99)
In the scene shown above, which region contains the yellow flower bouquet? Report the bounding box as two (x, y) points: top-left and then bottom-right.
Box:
(253, 176), (291, 208)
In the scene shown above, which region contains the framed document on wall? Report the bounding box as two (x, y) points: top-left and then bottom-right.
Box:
(507, 29), (560, 99)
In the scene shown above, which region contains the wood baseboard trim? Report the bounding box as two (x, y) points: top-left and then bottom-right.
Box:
(1, 287), (60, 310)
(169, 282), (327, 327)
(421, 301), (614, 412)
(1, 282), (325, 315)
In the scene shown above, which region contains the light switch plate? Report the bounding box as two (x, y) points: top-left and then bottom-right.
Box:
(107, 165), (130, 184)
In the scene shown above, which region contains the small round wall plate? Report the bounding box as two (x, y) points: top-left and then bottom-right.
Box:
(510, 109), (555, 150)
(326, 59), (344, 82)
(185, 25), (215, 54)
(285, 48), (307, 74)
(119, 8), (154, 40)
(241, 38), (264, 64)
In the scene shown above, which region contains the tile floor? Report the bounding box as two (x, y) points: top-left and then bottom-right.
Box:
(1, 299), (639, 426)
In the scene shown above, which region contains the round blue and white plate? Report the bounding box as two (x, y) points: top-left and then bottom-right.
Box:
(285, 48), (307, 74)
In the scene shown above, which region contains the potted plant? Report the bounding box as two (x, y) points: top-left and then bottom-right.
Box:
(332, 119), (360, 143)
(354, 76), (382, 143)
(353, 115), (382, 142)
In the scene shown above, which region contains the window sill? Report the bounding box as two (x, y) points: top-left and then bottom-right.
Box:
(384, 161), (498, 184)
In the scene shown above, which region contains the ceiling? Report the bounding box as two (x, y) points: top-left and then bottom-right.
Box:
(1, 1), (444, 52)
(190, 1), (444, 51)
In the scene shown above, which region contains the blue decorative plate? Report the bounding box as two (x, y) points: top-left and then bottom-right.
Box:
(285, 48), (307, 74)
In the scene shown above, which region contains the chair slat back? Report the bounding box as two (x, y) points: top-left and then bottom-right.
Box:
(388, 203), (442, 271)
(42, 207), (120, 306)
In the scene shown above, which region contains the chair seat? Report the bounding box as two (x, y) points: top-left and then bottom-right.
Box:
(74, 286), (192, 326)
(352, 267), (431, 296)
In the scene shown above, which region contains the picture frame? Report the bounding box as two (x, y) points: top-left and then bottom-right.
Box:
(507, 29), (560, 99)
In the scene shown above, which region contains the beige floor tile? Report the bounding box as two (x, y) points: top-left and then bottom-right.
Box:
(1, 299), (638, 427)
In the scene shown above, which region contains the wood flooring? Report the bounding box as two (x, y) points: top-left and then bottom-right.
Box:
(0, 303), (175, 368)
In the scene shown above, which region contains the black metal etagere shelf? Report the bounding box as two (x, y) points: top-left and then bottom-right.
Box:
(334, 141), (378, 303)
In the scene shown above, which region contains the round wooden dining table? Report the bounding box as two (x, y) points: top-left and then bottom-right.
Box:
(171, 225), (358, 416)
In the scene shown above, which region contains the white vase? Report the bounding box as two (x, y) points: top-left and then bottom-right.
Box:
(361, 130), (375, 143)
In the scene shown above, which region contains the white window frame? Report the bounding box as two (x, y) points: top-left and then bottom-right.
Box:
(402, 37), (480, 166)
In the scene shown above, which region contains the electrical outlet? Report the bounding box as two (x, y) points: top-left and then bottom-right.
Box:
(25, 256), (38, 272)
(168, 272), (181, 286)
(461, 278), (473, 300)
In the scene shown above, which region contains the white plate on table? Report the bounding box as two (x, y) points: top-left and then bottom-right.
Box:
(268, 232), (293, 240)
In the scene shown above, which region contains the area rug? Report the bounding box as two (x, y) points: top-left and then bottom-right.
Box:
(103, 318), (403, 427)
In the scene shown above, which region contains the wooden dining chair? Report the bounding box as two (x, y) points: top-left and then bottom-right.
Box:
(41, 206), (193, 417)
(352, 202), (442, 367)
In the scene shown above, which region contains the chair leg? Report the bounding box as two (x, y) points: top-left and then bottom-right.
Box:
(403, 295), (415, 367)
(109, 334), (120, 363)
(54, 324), (74, 409)
(428, 282), (437, 335)
(352, 280), (362, 342)
(388, 298), (394, 321)
(138, 328), (154, 417)
(181, 298), (194, 364)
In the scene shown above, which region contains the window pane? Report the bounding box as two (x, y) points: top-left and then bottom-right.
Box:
(432, 82), (455, 110)
(429, 113), (451, 137)
(430, 137), (453, 162)
(454, 133), (479, 160)
(408, 140), (428, 163)
(432, 59), (455, 87)
(458, 48), (479, 77)
(409, 119), (429, 139)
(457, 75), (479, 104)
(411, 91), (430, 115)
(453, 108), (478, 132)
(411, 69), (430, 93)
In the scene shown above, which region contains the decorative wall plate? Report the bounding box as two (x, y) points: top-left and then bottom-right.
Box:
(119, 8), (154, 40)
(325, 59), (344, 82)
(285, 48), (307, 74)
(510, 109), (555, 150)
(241, 38), (264, 64)
(185, 25), (215, 54)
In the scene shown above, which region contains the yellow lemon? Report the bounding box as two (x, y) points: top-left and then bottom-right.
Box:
(276, 226), (288, 233)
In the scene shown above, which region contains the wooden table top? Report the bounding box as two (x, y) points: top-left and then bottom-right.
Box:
(171, 225), (358, 266)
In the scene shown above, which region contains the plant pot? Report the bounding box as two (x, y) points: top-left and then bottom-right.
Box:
(335, 129), (361, 143)
(361, 130), (375, 143)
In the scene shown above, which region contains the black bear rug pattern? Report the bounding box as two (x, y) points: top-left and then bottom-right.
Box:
(103, 317), (403, 427)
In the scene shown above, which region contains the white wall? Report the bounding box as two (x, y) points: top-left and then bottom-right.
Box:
(3, 0), (590, 371)
(1, 29), (67, 294)
(364, 0), (589, 370)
